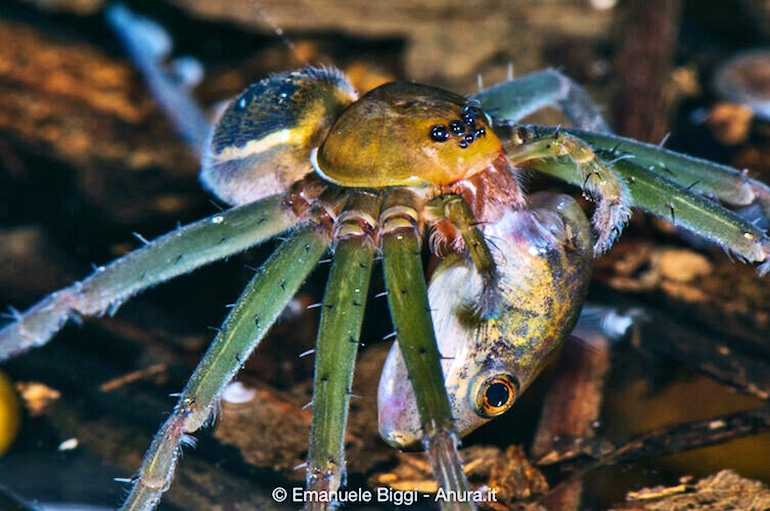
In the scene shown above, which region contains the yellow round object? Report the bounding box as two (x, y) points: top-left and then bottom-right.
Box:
(0, 370), (20, 456)
(316, 82), (503, 188)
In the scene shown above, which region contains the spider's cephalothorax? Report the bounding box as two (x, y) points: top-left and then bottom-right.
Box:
(312, 80), (525, 223)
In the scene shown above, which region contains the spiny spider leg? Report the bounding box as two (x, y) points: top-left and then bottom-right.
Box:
(380, 192), (473, 511)
(504, 128), (632, 254)
(470, 71), (630, 254)
(567, 128), (770, 220)
(306, 194), (376, 504)
(122, 224), (330, 510)
(607, 157), (770, 272)
(378, 193), (595, 448)
(472, 69), (611, 133)
(0, 196), (296, 360)
(514, 127), (770, 273)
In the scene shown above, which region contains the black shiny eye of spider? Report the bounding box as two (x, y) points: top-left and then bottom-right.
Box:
(449, 120), (465, 136)
(430, 125), (450, 142)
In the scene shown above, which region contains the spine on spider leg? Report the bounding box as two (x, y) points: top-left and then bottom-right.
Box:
(0, 197), (296, 361)
(121, 225), (329, 511)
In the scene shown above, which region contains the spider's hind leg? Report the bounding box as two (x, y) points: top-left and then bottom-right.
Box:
(0, 197), (296, 361)
(106, 3), (211, 151)
(121, 225), (329, 511)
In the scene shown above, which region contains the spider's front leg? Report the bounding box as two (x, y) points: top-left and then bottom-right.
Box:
(379, 192), (595, 447)
(122, 224), (329, 510)
(472, 71), (630, 253)
(379, 189), (473, 511)
(473, 68), (611, 134)
(505, 128), (632, 254)
(573, 128), (770, 222)
(472, 70), (770, 272)
(526, 126), (770, 273)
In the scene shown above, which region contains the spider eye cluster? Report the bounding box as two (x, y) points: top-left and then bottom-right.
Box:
(429, 105), (488, 149)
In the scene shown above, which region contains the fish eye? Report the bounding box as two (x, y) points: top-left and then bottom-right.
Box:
(471, 373), (519, 418)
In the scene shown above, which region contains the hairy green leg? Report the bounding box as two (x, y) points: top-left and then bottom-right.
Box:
(0, 196), (296, 361)
(510, 131), (770, 273)
(564, 127), (770, 219)
(380, 201), (474, 511)
(121, 224), (329, 511)
(306, 233), (374, 509)
(471, 69), (611, 133)
(503, 128), (632, 254)
(607, 157), (770, 272)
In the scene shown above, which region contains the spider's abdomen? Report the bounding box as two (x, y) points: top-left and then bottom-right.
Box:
(201, 67), (358, 205)
(314, 82), (504, 188)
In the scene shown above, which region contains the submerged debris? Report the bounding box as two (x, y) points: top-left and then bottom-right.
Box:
(616, 470), (770, 510)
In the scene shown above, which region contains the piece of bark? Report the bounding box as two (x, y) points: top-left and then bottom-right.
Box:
(612, 470), (770, 511)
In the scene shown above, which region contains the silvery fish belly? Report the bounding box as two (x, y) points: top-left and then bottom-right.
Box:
(378, 192), (594, 448)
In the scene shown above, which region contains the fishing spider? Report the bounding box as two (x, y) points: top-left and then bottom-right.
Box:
(2, 4), (770, 511)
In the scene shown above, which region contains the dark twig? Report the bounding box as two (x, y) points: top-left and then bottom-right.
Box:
(536, 403), (770, 468)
